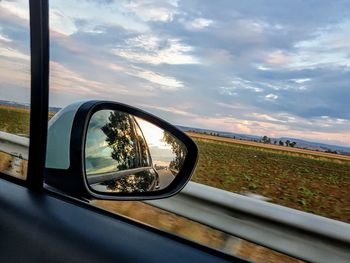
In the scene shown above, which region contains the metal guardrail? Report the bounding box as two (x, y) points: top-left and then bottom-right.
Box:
(1, 132), (349, 262)
(147, 182), (350, 263)
(0, 131), (29, 160)
(0, 132), (29, 179)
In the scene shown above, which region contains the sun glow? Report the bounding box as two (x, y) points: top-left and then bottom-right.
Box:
(136, 117), (174, 165)
(136, 118), (170, 150)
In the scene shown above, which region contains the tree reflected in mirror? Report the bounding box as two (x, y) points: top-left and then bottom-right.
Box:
(163, 131), (187, 173)
(100, 111), (138, 170)
(85, 109), (188, 194)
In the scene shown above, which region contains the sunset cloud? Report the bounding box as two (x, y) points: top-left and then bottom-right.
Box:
(2, 0), (350, 146)
(112, 35), (199, 65)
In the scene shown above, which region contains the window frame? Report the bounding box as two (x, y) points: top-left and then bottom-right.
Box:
(0, 0), (49, 188)
(26, 0), (49, 190)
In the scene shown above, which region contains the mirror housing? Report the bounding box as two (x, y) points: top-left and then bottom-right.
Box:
(45, 101), (198, 200)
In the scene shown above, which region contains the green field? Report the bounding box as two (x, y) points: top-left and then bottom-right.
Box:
(0, 105), (55, 136)
(1, 105), (349, 223)
(191, 138), (350, 222)
(0, 105), (30, 136)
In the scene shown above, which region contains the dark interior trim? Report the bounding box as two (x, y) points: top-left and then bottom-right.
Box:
(27, 0), (50, 190)
(0, 178), (248, 263)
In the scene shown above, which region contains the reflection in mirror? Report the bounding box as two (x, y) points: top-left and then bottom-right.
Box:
(85, 110), (187, 194)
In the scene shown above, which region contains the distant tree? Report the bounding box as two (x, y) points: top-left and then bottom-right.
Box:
(262, 136), (271, 144)
(285, 140), (291, 147)
(233, 136), (236, 139)
(274, 140), (277, 145)
(290, 141), (296, 147)
(279, 140), (284, 146)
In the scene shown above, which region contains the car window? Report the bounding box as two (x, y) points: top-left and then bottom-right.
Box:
(134, 118), (152, 167)
(47, 0), (349, 259)
(0, 0), (30, 180)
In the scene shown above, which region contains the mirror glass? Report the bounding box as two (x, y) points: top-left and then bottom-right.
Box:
(85, 110), (188, 194)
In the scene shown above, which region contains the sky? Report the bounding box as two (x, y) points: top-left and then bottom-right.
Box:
(1, 0), (350, 146)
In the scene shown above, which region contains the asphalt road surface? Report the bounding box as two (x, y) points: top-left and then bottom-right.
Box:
(156, 168), (175, 189)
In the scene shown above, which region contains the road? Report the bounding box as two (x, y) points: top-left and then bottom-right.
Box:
(156, 168), (175, 189)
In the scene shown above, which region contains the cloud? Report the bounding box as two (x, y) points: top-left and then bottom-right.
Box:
(127, 68), (184, 90)
(259, 20), (350, 70)
(0, 12), (30, 89)
(205, 49), (234, 65)
(0, 32), (12, 43)
(265, 93), (278, 100)
(126, 1), (179, 22)
(265, 50), (290, 65)
(231, 78), (263, 92)
(112, 35), (199, 65)
(190, 115), (254, 134)
(2, 0), (350, 146)
(0, 47), (29, 61)
(50, 61), (110, 96)
(290, 78), (311, 84)
(252, 113), (284, 123)
(216, 102), (250, 110)
(219, 87), (238, 96)
(189, 18), (213, 29)
(50, 0), (149, 33)
(1, 0), (29, 21)
(219, 77), (264, 96)
(0, 55), (30, 88)
(140, 104), (197, 118)
(189, 111), (350, 145)
(50, 9), (78, 36)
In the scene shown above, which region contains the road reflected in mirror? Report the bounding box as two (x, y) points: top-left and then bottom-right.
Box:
(85, 110), (187, 194)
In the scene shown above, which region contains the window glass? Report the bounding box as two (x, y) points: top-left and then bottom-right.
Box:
(49, 0), (349, 231)
(0, 0), (30, 180)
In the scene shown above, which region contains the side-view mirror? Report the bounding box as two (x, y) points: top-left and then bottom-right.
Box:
(45, 101), (198, 200)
